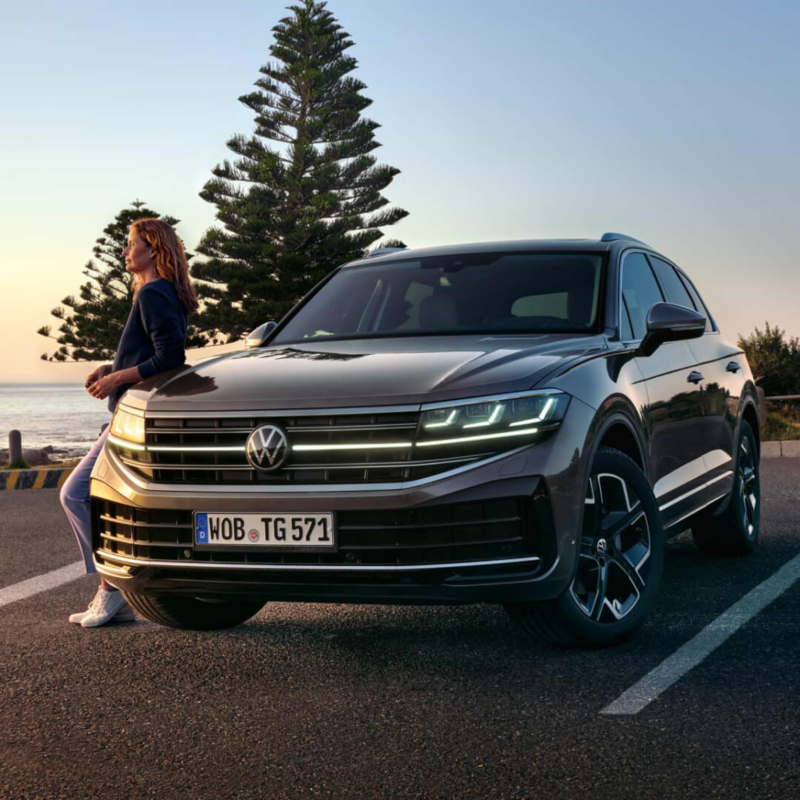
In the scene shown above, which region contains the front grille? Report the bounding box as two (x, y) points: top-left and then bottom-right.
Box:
(115, 410), (498, 485)
(92, 495), (543, 570)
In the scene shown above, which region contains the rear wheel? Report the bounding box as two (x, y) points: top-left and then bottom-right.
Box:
(692, 420), (760, 556)
(122, 593), (265, 631)
(506, 447), (665, 647)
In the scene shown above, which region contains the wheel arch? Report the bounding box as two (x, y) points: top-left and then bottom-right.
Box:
(586, 399), (649, 481)
(741, 399), (761, 454)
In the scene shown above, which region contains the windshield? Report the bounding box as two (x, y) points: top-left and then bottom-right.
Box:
(272, 252), (604, 344)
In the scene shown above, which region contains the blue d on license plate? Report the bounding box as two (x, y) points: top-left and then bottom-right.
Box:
(194, 512), (335, 548)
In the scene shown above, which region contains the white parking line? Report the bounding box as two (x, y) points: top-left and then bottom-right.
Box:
(601, 552), (800, 715)
(0, 561), (85, 609)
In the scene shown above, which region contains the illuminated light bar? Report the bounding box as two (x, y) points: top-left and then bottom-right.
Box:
(107, 434), (148, 452)
(292, 442), (412, 452)
(463, 404), (503, 429)
(417, 427), (539, 447)
(424, 410), (457, 429)
(149, 445), (246, 452)
(107, 434), (245, 453)
(509, 398), (556, 427)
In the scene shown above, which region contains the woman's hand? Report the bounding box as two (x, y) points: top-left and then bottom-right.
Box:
(85, 364), (113, 389)
(87, 371), (121, 400)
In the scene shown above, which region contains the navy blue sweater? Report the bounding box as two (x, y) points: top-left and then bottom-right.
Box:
(108, 279), (188, 411)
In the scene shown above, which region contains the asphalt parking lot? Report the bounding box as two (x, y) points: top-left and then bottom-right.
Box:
(1, 459), (798, 800)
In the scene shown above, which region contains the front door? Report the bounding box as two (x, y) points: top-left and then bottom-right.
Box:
(619, 251), (708, 529)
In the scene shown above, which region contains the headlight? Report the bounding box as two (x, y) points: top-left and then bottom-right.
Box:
(109, 409), (146, 446)
(418, 390), (569, 447)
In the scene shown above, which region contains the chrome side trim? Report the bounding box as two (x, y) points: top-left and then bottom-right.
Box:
(704, 471), (732, 488)
(658, 482), (705, 512)
(664, 483), (733, 530)
(659, 470), (733, 513)
(94, 552), (541, 573)
(653, 450), (731, 499)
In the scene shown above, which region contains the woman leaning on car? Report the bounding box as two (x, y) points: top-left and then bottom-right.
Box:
(60, 218), (199, 628)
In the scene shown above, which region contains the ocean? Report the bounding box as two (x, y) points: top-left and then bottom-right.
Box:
(0, 383), (111, 459)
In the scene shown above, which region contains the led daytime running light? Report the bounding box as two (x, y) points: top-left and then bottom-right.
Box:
(463, 404), (504, 429)
(417, 427), (539, 447)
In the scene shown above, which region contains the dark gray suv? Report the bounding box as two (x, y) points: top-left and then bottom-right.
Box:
(91, 233), (762, 646)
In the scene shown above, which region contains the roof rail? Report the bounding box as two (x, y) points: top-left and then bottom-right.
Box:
(600, 232), (650, 247)
(365, 246), (407, 258)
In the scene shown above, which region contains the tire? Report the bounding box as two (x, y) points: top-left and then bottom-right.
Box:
(122, 593), (266, 631)
(505, 447), (665, 647)
(691, 420), (760, 556)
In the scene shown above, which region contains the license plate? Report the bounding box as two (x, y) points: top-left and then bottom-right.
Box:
(194, 512), (335, 549)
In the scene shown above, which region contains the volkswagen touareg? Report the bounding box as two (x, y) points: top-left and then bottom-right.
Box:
(90, 233), (762, 646)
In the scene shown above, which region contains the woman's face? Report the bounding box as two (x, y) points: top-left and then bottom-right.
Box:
(122, 229), (156, 276)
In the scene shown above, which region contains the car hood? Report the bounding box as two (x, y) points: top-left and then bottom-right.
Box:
(121, 334), (605, 413)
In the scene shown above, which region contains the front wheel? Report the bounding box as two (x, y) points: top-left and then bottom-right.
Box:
(505, 447), (665, 647)
(122, 593), (266, 631)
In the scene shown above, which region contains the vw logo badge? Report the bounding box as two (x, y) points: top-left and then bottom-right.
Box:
(246, 424), (289, 471)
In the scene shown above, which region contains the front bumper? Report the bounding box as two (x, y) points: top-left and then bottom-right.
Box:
(89, 397), (596, 604)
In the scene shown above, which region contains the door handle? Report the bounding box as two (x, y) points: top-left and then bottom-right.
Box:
(687, 371), (704, 384)
(726, 361), (741, 373)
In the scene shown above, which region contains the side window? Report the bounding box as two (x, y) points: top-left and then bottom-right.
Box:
(648, 257), (694, 310)
(620, 253), (664, 340)
(677, 273), (714, 333)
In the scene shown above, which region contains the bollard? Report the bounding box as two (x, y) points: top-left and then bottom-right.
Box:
(8, 430), (22, 466)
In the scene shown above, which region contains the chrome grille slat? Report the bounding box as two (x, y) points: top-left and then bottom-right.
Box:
(146, 424), (418, 434)
(285, 424), (418, 432)
(100, 532), (184, 549)
(92, 498), (540, 571)
(99, 513), (193, 529)
(115, 406), (519, 485)
(120, 455), (483, 472)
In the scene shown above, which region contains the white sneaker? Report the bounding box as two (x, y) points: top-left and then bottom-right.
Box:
(69, 588), (134, 627)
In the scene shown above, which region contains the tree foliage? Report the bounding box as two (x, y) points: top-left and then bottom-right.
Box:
(38, 202), (210, 362)
(737, 322), (800, 396)
(193, 0), (408, 341)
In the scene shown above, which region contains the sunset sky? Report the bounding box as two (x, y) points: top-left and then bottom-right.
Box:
(2, 0), (798, 383)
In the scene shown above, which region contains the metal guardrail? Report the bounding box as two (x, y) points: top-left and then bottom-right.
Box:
(765, 395), (800, 401)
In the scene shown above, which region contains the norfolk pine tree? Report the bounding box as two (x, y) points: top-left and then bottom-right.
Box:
(38, 202), (209, 362)
(193, 0), (408, 341)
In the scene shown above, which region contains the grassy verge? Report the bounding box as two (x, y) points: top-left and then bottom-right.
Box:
(763, 409), (800, 441)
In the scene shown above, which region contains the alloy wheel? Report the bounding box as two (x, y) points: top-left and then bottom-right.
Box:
(571, 473), (652, 623)
(738, 436), (758, 537)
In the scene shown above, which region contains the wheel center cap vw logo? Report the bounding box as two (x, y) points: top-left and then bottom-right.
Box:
(246, 424), (289, 471)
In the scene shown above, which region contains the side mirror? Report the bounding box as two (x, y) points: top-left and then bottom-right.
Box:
(245, 321), (277, 350)
(637, 303), (706, 357)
